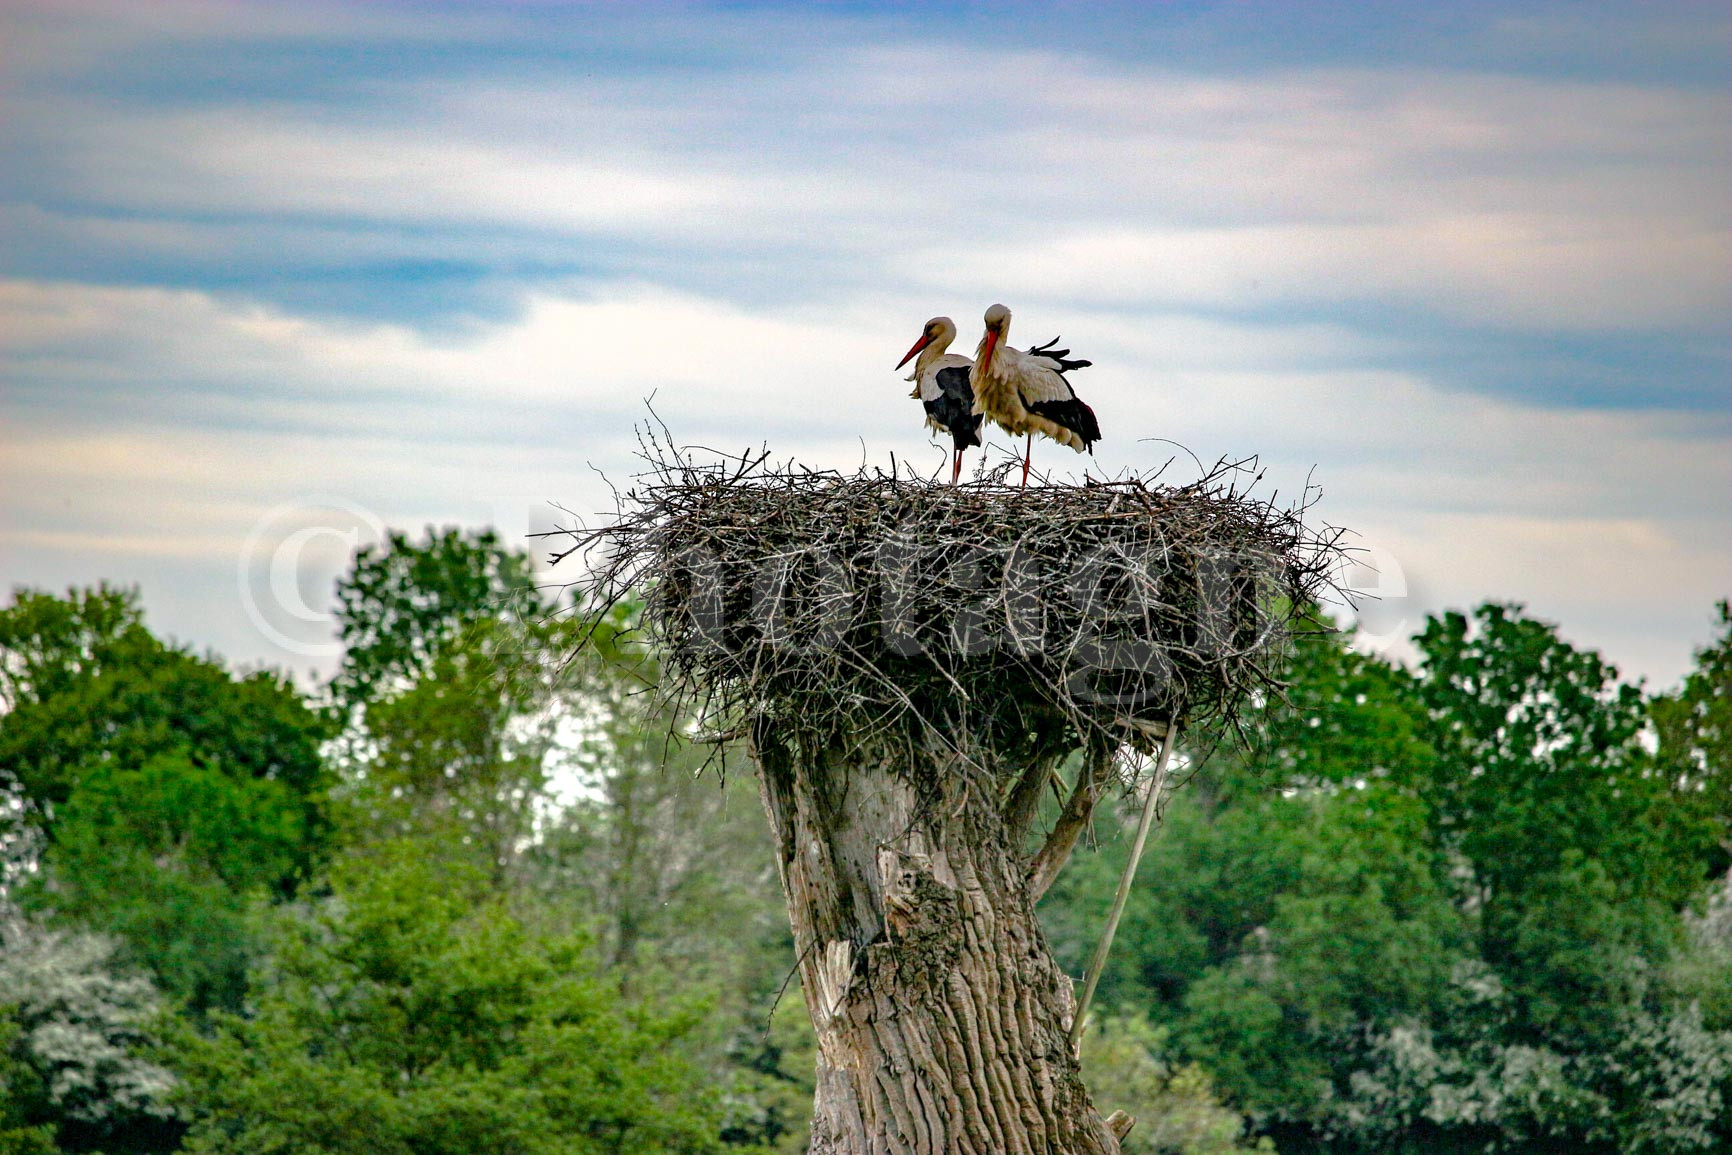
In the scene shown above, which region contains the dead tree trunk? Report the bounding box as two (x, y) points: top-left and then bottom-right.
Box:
(753, 721), (1122, 1155)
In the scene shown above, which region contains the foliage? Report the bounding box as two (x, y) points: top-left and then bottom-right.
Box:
(1080, 1012), (1273, 1154)
(331, 530), (788, 1021)
(8, 540), (1728, 1154)
(518, 662), (784, 983)
(0, 917), (179, 1153)
(326, 530), (794, 1147)
(1, 1018), (59, 1155)
(1043, 603), (1732, 1153)
(1413, 604), (1719, 1046)
(1044, 625), (1464, 1120)
(327, 529), (580, 881)
(725, 997), (815, 1154)
(163, 844), (738, 1155)
(0, 586), (328, 813)
(0, 586), (330, 1013)
(31, 753), (307, 1014)
(1327, 969), (1732, 1154)
(1672, 871), (1732, 1033)
(1652, 600), (1732, 860)
(1656, 598), (1732, 1016)
(329, 527), (541, 708)
(341, 630), (557, 879)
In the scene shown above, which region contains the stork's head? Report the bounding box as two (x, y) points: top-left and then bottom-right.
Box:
(896, 316), (956, 370)
(977, 303), (1012, 374)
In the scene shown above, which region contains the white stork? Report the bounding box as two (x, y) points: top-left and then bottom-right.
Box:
(897, 316), (982, 484)
(971, 303), (1100, 487)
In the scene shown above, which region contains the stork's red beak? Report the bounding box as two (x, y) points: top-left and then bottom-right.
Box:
(896, 332), (934, 370)
(980, 328), (1000, 371)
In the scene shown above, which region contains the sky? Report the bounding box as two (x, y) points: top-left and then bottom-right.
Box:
(0, 0), (1728, 688)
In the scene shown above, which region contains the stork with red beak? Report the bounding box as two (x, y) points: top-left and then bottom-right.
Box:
(972, 303), (1101, 487)
(897, 316), (982, 484)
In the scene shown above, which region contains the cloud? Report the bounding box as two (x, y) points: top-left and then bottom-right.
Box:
(45, 108), (788, 237)
(909, 214), (1731, 333)
(0, 278), (894, 435)
(7, 276), (1726, 511)
(7, 25), (1726, 352)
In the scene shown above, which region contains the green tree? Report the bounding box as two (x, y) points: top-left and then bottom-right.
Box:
(726, 997), (815, 1154)
(517, 616), (795, 1152)
(1041, 604), (1732, 1151)
(1080, 1013), (1273, 1154)
(329, 527), (541, 708)
(39, 752), (309, 1009)
(164, 845), (735, 1155)
(327, 529), (579, 880)
(1653, 601), (1732, 826)
(327, 531), (793, 1144)
(519, 623), (784, 987)
(0, 1017), (58, 1155)
(1673, 870), (1732, 1034)
(0, 916), (178, 1153)
(0, 587), (327, 814)
(1043, 625), (1465, 1126)
(0, 586), (331, 1012)
(1413, 604), (1718, 1045)
(1651, 605), (1732, 1149)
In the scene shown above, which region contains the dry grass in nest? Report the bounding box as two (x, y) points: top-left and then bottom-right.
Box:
(546, 428), (1348, 763)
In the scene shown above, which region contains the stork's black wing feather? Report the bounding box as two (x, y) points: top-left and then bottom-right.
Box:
(1027, 396), (1102, 451)
(927, 365), (983, 451)
(1025, 336), (1093, 375)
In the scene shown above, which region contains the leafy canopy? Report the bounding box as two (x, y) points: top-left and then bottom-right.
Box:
(0, 586), (332, 1012)
(164, 844), (736, 1155)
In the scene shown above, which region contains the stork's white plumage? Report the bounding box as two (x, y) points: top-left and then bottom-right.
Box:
(897, 316), (982, 484)
(971, 303), (1100, 487)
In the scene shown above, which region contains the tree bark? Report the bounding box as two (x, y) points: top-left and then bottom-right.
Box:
(752, 721), (1121, 1155)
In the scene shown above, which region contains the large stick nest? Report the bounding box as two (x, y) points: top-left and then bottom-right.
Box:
(551, 431), (1348, 759)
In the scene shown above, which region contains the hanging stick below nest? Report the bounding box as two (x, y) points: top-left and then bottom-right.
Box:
(1069, 715), (1183, 1056)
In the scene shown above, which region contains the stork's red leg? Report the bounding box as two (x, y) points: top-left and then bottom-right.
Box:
(952, 448), (963, 485)
(1020, 433), (1032, 488)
